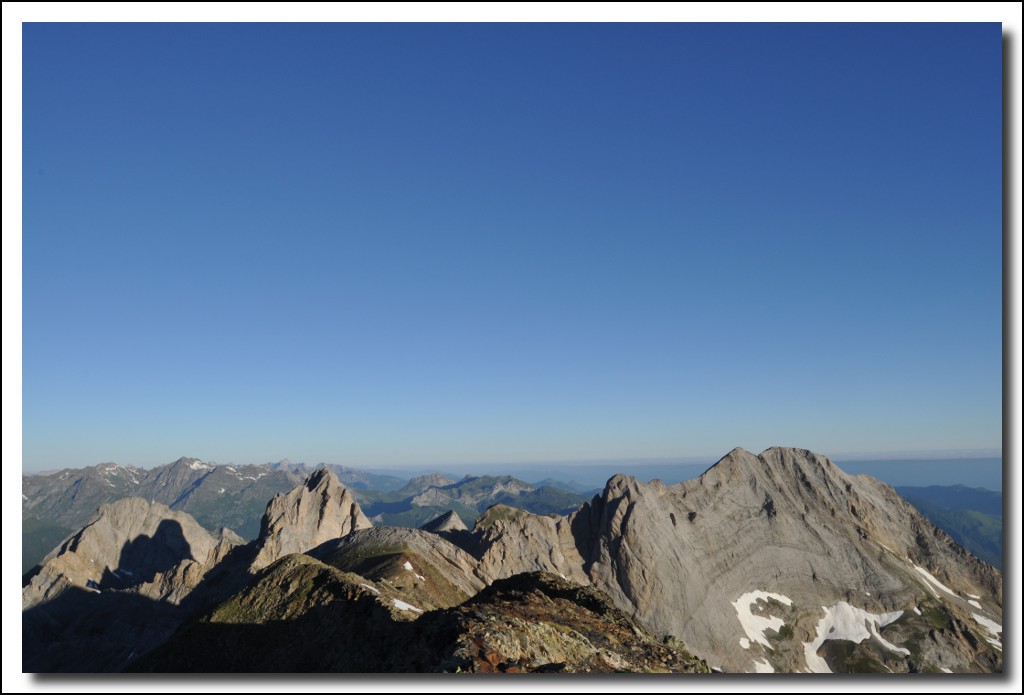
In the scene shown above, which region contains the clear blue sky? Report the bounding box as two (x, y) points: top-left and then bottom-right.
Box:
(22, 22), (1003, 471)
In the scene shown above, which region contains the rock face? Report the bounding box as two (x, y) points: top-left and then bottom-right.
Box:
(130, 557), (710, 674)
(472, 447), (1003, 673)
(251, 468), (372, 570)
(21, 498), (240, 673)
(473, 505), (589, 585)
(23, 497), (221, 608)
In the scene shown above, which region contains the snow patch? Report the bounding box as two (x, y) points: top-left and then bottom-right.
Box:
(359, 583), (380, 595)
(739, 638), (750, 650)
(22, 494), (27, 501)
(967, 599), (982, 610)
(803, 602), (908, 674)
(752, 658), (774, 673)
(940, 667), (952, 673)
(971, 613), (1002, 650)
(967, 593), (981, 599)
(401, 560), (426, 581)
(218, 488), (225, 494)
(912, 606), (921, 615)
(392, 598), (423, 613)
(188, 461), (211, 471)
(731, 591), (793, 650)
(912, 564), (956, 598)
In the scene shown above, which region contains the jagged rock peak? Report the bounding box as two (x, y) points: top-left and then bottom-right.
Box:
(304, 465), (334, 490)
(420, 509), (468, 533)
(602, 472), (644, 496)
(251, 467), (372, 570)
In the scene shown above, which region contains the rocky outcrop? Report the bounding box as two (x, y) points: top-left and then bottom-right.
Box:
(213, 527), (245, 546)
(473, 505), (589, 585)
(21, 498), (236, 673)
(437, 572), (709, 673)
(250, 468), (371, 570)
(130, 559), (710, 674)
(23, 497), (220, 608)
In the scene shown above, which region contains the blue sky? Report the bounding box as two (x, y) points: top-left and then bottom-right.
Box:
(21, 22), (1003, 470)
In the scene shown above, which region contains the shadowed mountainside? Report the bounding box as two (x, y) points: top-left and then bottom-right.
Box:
(130, 558), (709, 674)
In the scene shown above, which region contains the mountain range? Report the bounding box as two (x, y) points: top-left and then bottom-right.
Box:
(22, 447), (1003, 674)
(21, 458), (587, 574)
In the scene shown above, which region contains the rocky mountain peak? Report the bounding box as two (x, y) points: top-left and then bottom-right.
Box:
(420, 509), (468, 534)
(303, 466), (334, 491)
(602, 472), (649, 499)
(251, 467), (372, 570)
(165, 456), (214, 473)
(23, 497), (219, 609)
(575, 448), (1003, 673)
(696, 446), (845, 496)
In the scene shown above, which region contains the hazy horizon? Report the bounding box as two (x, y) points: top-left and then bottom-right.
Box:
(22, 450), (1004, 493)
(21, 445), (1004, 471)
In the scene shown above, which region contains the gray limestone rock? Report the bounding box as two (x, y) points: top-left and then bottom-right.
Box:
(250, 467), (372, 570)
(473, 504), (589, 585)
(22, 497), (220, 608)
(465, 447), (1002, 673)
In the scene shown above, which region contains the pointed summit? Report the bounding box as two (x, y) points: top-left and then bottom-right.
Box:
(251, 467), (372, 570)
(420, 509), (468, 534)
(169, 456), (212, 471)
